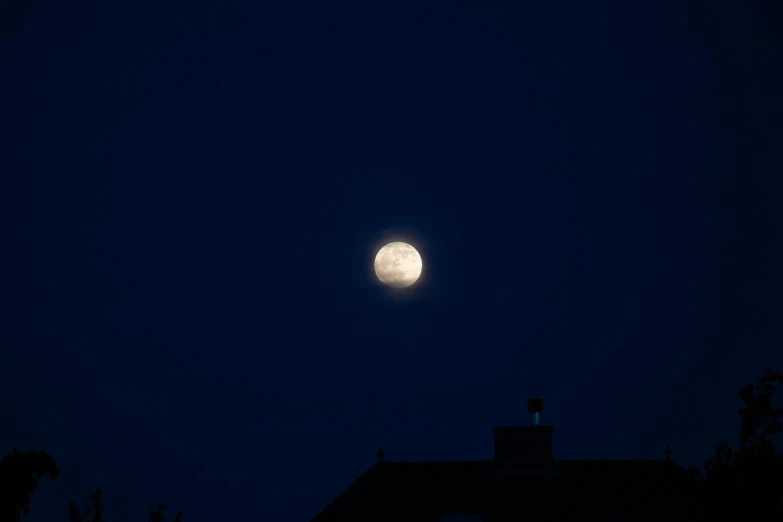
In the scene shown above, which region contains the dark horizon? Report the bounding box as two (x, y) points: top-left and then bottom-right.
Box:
(3, 1), (782, 521)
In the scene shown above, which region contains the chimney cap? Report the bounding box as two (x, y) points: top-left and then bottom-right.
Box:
(527, 398), (543, 413)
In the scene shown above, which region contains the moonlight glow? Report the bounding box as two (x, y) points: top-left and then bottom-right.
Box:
(374, 242), (422, 288)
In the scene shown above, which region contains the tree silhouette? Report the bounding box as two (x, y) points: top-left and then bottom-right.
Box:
(0, 448), (59, 522)
(148, 501), (166, 522)
(147, 500), (184, 522)
(68, 489), (104, 522)
(69, 491), (183, 522)
(700, 368), (783, 519)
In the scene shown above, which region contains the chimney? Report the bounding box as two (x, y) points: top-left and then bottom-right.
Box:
(492, 397), (557, 476)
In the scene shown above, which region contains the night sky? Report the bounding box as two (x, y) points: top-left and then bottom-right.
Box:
(3, 2), (783, 521)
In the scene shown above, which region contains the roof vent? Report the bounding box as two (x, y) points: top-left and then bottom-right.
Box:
(527, 397), (543, 426)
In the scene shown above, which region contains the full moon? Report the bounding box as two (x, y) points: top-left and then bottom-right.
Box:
(374, 242), (423, 288)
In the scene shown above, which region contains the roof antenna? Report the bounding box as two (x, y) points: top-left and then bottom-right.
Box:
(377, 445), (384, 462)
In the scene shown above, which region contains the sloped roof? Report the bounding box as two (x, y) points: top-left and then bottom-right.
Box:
(310, 459), (679, 522)
(311, 461), (492, 522)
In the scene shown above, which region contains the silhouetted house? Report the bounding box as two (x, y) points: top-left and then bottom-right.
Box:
(310, 399), (698, 522)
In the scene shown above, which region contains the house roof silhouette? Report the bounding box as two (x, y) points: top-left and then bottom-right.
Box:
(310, 399), (694, 521)
(311, 459), (681, 521)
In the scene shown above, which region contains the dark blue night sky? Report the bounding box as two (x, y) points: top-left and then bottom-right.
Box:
(2, 2), (782, 521)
